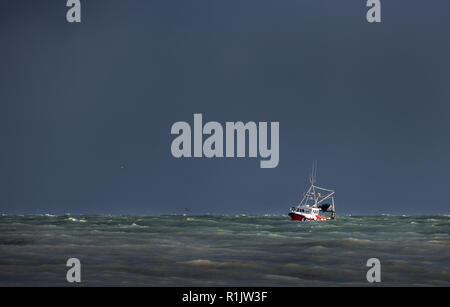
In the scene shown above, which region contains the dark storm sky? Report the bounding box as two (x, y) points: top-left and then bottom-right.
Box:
(1, 0), (449, 215)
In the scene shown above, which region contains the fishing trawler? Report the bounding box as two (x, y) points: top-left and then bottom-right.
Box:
(289, 162), (337, 221)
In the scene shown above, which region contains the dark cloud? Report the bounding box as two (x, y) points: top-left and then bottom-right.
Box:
(1, 0), (449, 215)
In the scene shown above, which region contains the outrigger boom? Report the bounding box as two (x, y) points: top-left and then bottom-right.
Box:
(289, 162), (337, 221)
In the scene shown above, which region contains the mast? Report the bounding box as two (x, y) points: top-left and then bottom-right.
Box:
(311, 161), (318, 207)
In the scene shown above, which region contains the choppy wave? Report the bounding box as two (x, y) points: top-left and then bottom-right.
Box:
(0, 214), (448, 286)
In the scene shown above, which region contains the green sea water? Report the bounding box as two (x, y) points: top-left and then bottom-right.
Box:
(0, 214), (448, 286)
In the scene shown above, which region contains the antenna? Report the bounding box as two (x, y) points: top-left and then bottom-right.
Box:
(310, 160), (318, 185)
(315, 160), (318, 184)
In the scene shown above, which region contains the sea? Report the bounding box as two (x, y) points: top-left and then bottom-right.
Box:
(0, 214), (448, 286)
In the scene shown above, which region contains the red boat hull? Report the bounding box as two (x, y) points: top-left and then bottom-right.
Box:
(288, 212), (328, 221)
